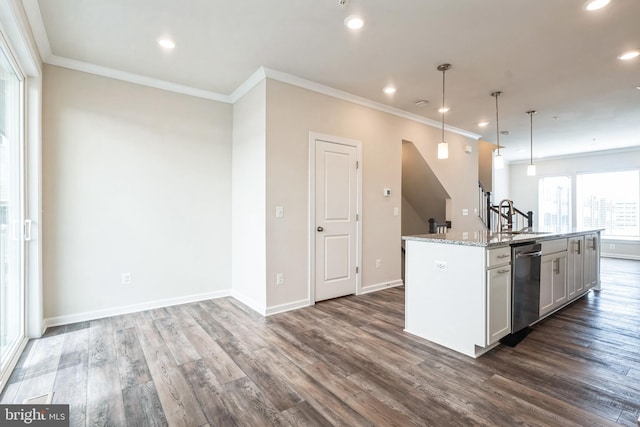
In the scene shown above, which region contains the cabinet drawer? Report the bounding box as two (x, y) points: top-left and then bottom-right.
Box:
(541, 238), (567, 255)
(487, 246), (511, 268)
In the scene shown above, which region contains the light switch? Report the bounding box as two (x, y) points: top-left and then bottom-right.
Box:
(462, 209), (468, 216)
(383, 188), (391, 197)
(275, 206), (284, 218)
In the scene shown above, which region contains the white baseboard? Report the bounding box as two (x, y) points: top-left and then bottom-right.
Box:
(601, 253), (640, 260)
(230, 290), (267, 316)
(359, 279), (404, 295)
(43, 289), (232, 329)
(265, 298), (311, 316)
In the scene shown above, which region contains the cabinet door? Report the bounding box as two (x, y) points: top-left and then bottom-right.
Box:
(568, 237), (584, 300)
(584, 233), (599, 290)
(552, 252), (567, 306)
(540, 255), (554, 316)
(487, 266), (511, 345)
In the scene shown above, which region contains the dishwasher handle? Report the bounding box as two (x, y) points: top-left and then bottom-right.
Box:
(516, 250), (542, 258)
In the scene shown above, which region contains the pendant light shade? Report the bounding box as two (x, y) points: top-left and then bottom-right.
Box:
(437, 64), (451, 159)
(438, 141), (448, 159)
(527, 110), (537, 176)
(491, 91), (504, 169)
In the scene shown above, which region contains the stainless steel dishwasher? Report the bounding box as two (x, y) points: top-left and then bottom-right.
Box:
(511, 242), (542, 333)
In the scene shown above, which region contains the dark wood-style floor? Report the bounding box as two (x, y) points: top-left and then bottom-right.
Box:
(2, 258), (639, 426)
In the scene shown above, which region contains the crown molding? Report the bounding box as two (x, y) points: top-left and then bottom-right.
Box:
(508, 145), (640, 165)
(45, 54), (230, 102)
(18, 0), (481, 139)
(229, 67), (267, 103)
(261, 67), (482, 141)
(0, 0), (42, 76)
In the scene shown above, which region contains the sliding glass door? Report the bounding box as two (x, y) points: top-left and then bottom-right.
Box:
(0, 40), (24, 375)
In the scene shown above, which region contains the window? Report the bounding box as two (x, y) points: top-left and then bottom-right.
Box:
(538, 176), (571, 229)
(576, 170), (640, 238)
(0, 39), (24, 376)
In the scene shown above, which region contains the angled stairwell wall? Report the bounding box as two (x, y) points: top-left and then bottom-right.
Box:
(401, 140), (450, 236)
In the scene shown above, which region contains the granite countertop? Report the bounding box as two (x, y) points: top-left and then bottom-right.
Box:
(402, 227), (603, 248)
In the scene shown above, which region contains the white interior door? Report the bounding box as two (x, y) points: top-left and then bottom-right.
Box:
(315, 140), (358, 302)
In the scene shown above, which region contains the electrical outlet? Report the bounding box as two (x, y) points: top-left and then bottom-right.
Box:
(376, 259), (382, 268)
(609, 243), (615, 249)
(275, 206), (284, 218)
(393, 207), (399, 216)
(276, 272), (284, 285)
(462, 209), (469, 216)
(434, 261), (447, 272)
(121, 272), (132, 285)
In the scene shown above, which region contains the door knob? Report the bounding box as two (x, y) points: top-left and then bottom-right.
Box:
(317, 226), (324, 232)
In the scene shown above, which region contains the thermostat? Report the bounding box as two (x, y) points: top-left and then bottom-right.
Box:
(383, 188), (391, 197)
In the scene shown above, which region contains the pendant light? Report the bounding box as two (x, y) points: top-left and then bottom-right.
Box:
(527, 110), (537, 176)
(437, 63), (451, 159)
(491, 91), (504, 169)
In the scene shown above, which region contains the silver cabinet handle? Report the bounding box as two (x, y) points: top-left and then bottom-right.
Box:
(497, 254), (510, 259)
(496, 268), (510, 275)
(516, 250), (542, 258)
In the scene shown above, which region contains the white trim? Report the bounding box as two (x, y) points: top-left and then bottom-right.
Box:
(265, 67), (481, 141)
(309, 132), (363, 303)
(359, 279), (404, 295)
(0, 0), (42, 76)
(0, 337), (28, 392)
(19, 0), (50, 60)
(45, 55), (230, 102)
(229, 67), (267, 103)
(265, 299), (311, 316)
(601, 253), (640, 261)
(19, 0), (483, 140)
(231, 290), (267, 316)
(43, 289), (231, 329)
(509, 145), (640, 165)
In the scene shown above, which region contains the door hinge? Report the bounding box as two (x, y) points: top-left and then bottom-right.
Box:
(356, 161), (359, 170)
(356, 213), (359, 221)
(356, 266), (359, 274)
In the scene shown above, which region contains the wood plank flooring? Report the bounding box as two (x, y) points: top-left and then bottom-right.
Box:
(2, 258), (639, 426)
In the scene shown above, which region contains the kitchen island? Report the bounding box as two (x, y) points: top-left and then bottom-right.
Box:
(403, 228), (601, 358)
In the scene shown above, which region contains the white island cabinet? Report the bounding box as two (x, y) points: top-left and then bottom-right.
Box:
(404, 238), (506, 358)
(403, 228), (602, 358)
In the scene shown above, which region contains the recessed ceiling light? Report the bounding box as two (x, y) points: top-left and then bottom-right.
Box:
(383, 86), (396, 95)
(584, 0), (610, 11)
(618, 49), (640, 60)
(478, 122), (489, 127)
(345, 15), (365, 30)
(158, 38), (176, 49)
(438, 107), (449, 113)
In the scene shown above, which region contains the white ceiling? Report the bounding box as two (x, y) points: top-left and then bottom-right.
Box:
(23, 0), (640, 162)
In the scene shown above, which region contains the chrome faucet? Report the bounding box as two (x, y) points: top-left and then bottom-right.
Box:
(499, 199), (515, 232)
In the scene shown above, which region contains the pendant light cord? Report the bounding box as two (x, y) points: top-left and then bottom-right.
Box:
(529, 111), (534, 165)
(441, 68), (446, 142)
(495, 94), (500, 155)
